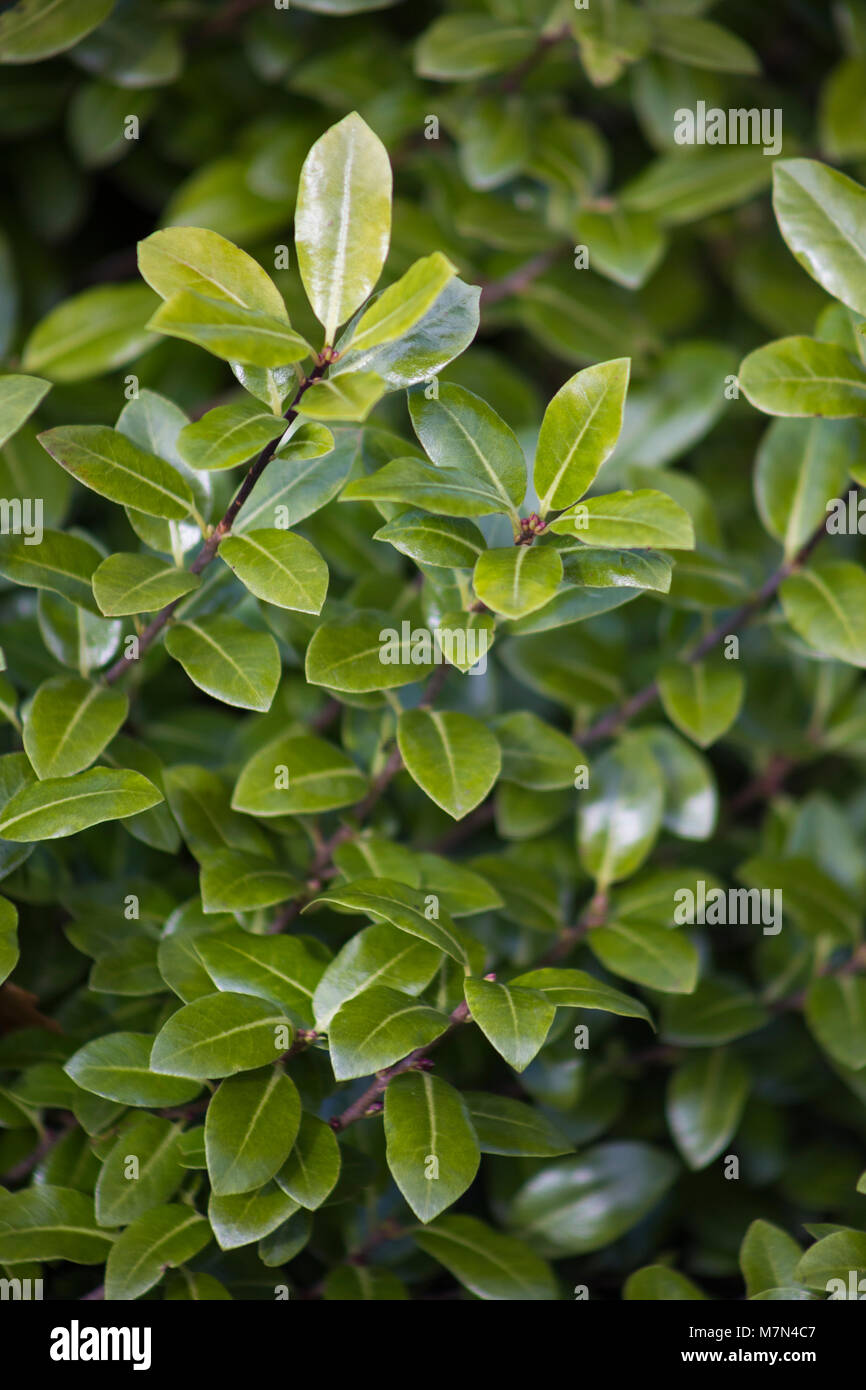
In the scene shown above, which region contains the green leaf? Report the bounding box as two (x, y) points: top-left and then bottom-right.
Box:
(493, 711), (580, 790)
(464, 1092), (573, 1157)
(0, 373), (50, 447)
(805, 975), (866, 1069)
(150, 992), (292, 1080)
(415, 16), (535, 81)
(560, 544), (673, 593)
(463, 978), (555, 1072)
(623, 1266), (706, 1300)
(575, 210), (665, 290)
(199, 851), (302, 914)
(509, 968), (654, 1027)
(64, 1033), (202, 1107)
(534, 360), (630, 514)
(773, 159), (866, 318)
(578, 738), (664, 888)
(795, 1229), (866, 1291)
(220, 529), (328, 614)
(327, 984), (450, 1080)
(0, 0), (114, 63)
(333, 277), (480, 389)
(739, 337), (866, 417)
(305, 610), (435, 692)
(148, 291), (311, 368)
(208, 1183), (299, 1251)
(636, 727), (717, 840)
(473, 546), (563, 619)
(384, 1071), (479, 1222)
(104, 1205), (210, 1300)
(508, 1142), (678, 1256)
(413, 1213), (557, 1300)
(0, 529), (102, 613)
(622, 150), (772, 226)
(322, 1265), (407, 1300)
(589, 921), (699, 994)
(165, 617), (281, 711)
(312, 922), (442, 1030)
(21, 284), (158, 382)
(661, 978), (769, 1045)
(398, 709), (501, 820)
(755, 418), (856, 558)
(137, 226), (288, 318)
(163, 764), (271, 860)
(0, 895), (18, 985)
(658, 660), (744, 747)
(0, 768), (162, 841)
(0, 1187), (113, 1265)
(374, 511), (486, 568)
(342, 455), (514, 517)
(551, 489), (695, 549)
(177, 402), (285, 471)
(232, 731), (365, 815)
(740, 1220), (803, 1299)
(348, 252), (456, 355)
(295, 372), (385, 423)
(275, 1113), (341, 1209)
(779, 561), (866, 666)
(196, 930), (326, 1026)
(22, 676), (127, 780)
(39, 425), (195, 520)
(205, 1067), (301, 1195)
(295, 112), (392, 343)
(95, 1116), (185, 1227)
(650, 15), (760, 73)
(666, 1049), (750, 1169)
(409, 383), (525, 513)
(305, 877), (476, 971)
(92, 553), (199, 616)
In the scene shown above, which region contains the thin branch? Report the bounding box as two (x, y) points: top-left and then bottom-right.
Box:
(480, 248), (562, 307)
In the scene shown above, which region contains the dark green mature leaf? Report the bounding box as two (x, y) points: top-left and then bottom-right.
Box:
(95, 1116), (185, 1227)
(150, 993), (292, 1079)
(0, 1187), (113, 1265)
(384, 1071), (479, 1221)
(413, 1213), (557, 1300)
(0, 529), (102, 613)
(409, 383), (526, 513)
(0, 0), (114, 63)
(104, 1205), (210, 1300)
(805, 975), (866, 1069)
(205, 1067), (301, 1195)
(328, 985), (450, 1080)
(740, 1220), (803, 1299)
(220, 529), (328, 613)
(589, 920), (700, 994)
(464, 978), (555, 1072)
(464, 1093), (573, 1157)
(65, 1033), (202, 1107)
(165, 618), (281, 711)
(275, 1113), (341, 1209)
(658, 661), (744, 747)
(208, 1184), (298, 1252)
(666, 1049), (750, 1169)
(509, 968), (653, 1027)
(624, 1266), (706, 1300)
(22, 676), (127, 778)
(397, 709), (501, 819)
(0, 768), (162, 840)
(232, 732), (365, 815)
(306, 877), (476, 970)
(196, 930), (325, 1026)
(312, 922), (442, 1030)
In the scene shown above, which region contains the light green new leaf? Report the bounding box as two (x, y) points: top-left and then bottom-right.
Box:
(165, 617), (281, 711)
(177, 401), (285, 471)
(150, 992), (292, 1079)
(196, 929), (326, 1026)
(64, 1033), (202, 1108)
(374, 511), (486, 568)
(0, 768), (162, 841)
(295, 372), (385, 422)
(409, 383), (526, 513)
(333, 277), (480, 388)
(551, 489), (695, 549)
(464, 1093), (573, 1157)
(305, 877), (476, 971)
(39, 425), (194, 520)
(509, 968), (653, 1027)
(0, 374), (50, 448)
(805, 975), (866, 1070)
(578, 739), (664, 888)
(754, 418), (856, 558)
(21, 284), (158, 382)
(148, 291), (311, 368)
(295, 112), (392, 343)
(385, 1072), (480, 1222)
(658, 661), (744, 747)
(220, 528), (328, 613)
(773, 160), (866, 318)
(666, 1049), (750, 1169)
(0, 0), (114, 63)
(413, 1214), (557, 1300)
(328, 984), (450, 1080)
(104, 1205), (210, 1301)
(275, 1112), (341, 1209)
(779, 561), (866, 666)
(464, 978), (555, 1072)
(534, 359), (630, 514)
(305, 610), (435, 692)
(398, 708), (501, 819)
(138, 226), (288, 317)
(232, 731), (365, 815)
(23, 676), (128, 779)
(205, 1067), (301, 1195)
(95, 1116), (185, 1227)
(349, 252), (456, 355)
(473, 546), (563, 619)
(739, 337), (866, 417)
(312, 922), (442, 1030)
(740, 1220), (803, 1299)
(0, 530), (102, 613)
(0, 1187), (113, 1266)
(589, 921), (699, 994)
(92, 553), (200, 616)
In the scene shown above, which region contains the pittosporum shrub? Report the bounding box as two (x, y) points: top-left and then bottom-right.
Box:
(1, 0), (866, 1307)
